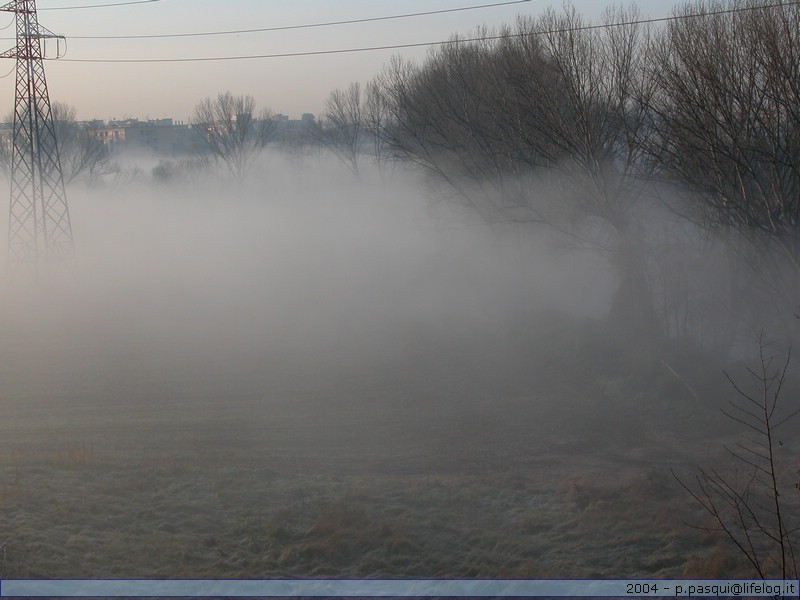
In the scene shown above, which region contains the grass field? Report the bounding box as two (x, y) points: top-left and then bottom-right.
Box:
(2, 309), (782, 582)
(0, 405), (741, 579)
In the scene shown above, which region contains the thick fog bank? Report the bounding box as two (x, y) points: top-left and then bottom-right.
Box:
(0, 154), (614, 415)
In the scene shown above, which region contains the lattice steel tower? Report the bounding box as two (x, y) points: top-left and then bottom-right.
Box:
(1, 0), (72, 269)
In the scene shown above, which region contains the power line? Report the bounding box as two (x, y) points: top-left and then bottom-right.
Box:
(58, 39), (482, 63)
(50, 0), (800, 64)
(39, 0), (160, 9)
(63, 0), (532, 39)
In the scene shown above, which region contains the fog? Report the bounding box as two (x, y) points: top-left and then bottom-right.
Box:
(2, 155), (610, 388)
(0, 153), (615, 466)
(6, 0), (800, 579)
(1, 150), (798, 579)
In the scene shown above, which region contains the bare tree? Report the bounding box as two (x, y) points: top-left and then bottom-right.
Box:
(51, 101), (111, 185)
(318, 82), (365, 177)
(526, 5), (661, 335)
(191, 92), (276, 181)
(376, 6), (662, 336)
(646, 0), (800, 333)
(376, 33), (545, 224)
(650, 0), (800, 243)
(363, 81), (393, 175)
(676, 335), (799, 579)
(0, 102), (109, 185)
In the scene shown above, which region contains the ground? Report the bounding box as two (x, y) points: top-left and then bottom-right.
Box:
(2, 313), (779, 581)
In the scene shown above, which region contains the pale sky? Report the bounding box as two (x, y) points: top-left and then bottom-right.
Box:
(0, 0), (676, 122)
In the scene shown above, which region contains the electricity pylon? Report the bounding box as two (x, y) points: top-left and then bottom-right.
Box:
(0, 0), (73, 270)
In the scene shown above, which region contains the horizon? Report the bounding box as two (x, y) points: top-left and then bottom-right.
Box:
(0, 0), (676, 122)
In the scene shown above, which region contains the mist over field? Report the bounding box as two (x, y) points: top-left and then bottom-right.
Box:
(2, 0), (800, 584)
(0, 151), (792, 581)
(1, 154), (612, 413)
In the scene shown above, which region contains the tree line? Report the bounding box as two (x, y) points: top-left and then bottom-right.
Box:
(317, 0), (800, 354)
(345, 2), (800, 575)
(0, 0), (796, 354)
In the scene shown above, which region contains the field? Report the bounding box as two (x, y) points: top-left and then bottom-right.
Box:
(0, 309), (775, 581)
(0, 172), (796, 584)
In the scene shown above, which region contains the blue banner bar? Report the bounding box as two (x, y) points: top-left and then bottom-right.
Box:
(0, 578), (798, 597)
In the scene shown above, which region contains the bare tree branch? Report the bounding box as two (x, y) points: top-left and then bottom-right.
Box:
(191, 91), (275, 182)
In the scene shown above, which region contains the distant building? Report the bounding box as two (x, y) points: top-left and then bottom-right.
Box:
(273, 112), (317, 144)
(84, 118), (202, 156)
(3, 113), (317, 159)
(91, 123), (125, 153)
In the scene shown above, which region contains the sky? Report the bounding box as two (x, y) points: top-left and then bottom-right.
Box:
(0, 0), (677, 122)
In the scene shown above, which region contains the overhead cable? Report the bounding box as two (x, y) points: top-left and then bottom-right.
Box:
(63, 0), (533, 39)
(39, 0), (160, 9)
(48, 0), (800, 64)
